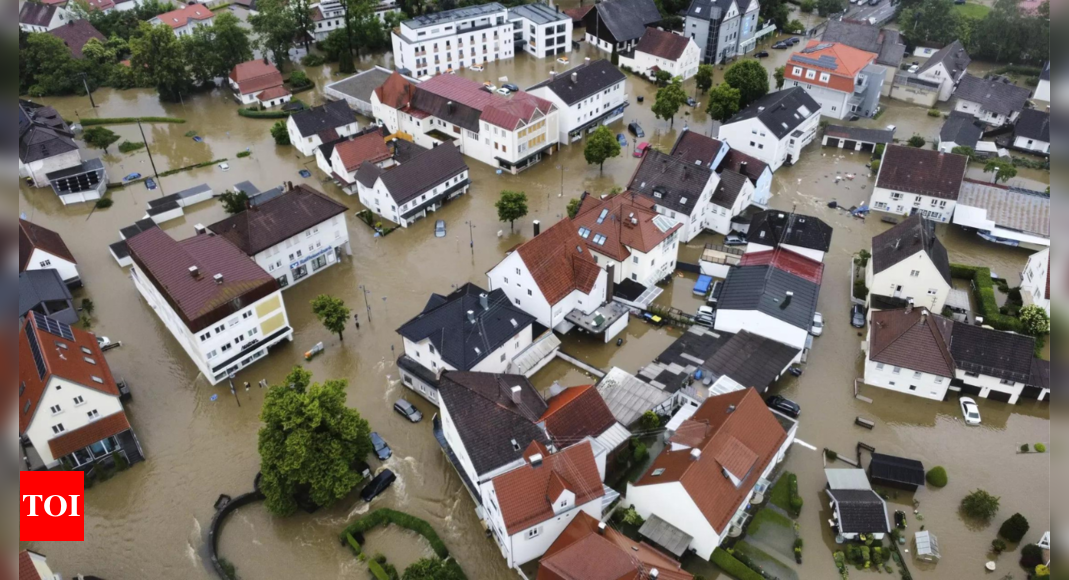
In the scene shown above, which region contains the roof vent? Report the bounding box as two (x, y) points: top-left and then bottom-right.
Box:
(571, 72), (578, 84)
(650, 569), (660, 579)
(727, 404), (736, 414)
(529, 453), (544, 467)
(782, 290), (793, 308)
(189, 265), (200, 278)
(467, 309), (476, 323)
(213, 273), (224, 285)
(597, 522), (607, 534)
(194, 223), (207, 235)
(511, 385), (523, 405)
(690, 448), (702, 460)
(757, 106), (765, 112)
(480, 293), (490, 310)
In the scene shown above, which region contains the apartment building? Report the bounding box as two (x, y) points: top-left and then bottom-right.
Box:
(392, 4), (514, 77)
(508, 2), (572, 59)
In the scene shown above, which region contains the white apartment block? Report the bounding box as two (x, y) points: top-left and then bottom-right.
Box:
(527, 59), (628, 145)
(509, 3), (573, 59)
(392, 3), (514, 78)
(312, 0), (345, 41)
(1020, 248), (1050, 316)
(718, 87), (821, 171)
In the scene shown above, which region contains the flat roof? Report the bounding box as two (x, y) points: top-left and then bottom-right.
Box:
(509, 3), (568, 24)
(956, 179), (1050, 238)
(404, 3), (505, 29)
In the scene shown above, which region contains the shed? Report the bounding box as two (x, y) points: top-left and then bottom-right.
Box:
(638, 513), (694, 557)
(868, 452), (925, 492)
(915, 530), (941, 562)
(822, 125), (896, 152)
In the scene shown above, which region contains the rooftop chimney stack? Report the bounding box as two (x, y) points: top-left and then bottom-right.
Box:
(571, 72), (578, 84)
(906, 298), (914, 313)
(194, 223), (207, 235)
(213, 273), (224, 285)
(727, 404), (736, 414)
(529, 453), (544, 467)
(533, 220), (541, 236)
(690, 448), (702, 460)
(782, 290), (793, 308)
(467, 310), (476, 323)
(597, 522), (607, 534)
(511, 385), (523, 405)
(650, 569), (660, 579)
(480, 293), (489, 311)
(188, 265), (200, 278)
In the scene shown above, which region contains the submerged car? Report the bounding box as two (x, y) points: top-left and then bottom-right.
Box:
(371, 432), (392, 460)
(394, 399), (423, 423)
(435, 220), (447, 238)
(617, 133), (628, 147)
(755, 50), (770, 58)
(628, 122), (645, 138)
(724, 234), (747, 246)
(811, 312), (825, 336)
(851, 304), (866, 328)
(503, 83), (520, 92)
(634, 142), (650, 157)
(360, 469), (396, 502)
(960, 397), (982, 425)
(766, 395), (801, 418)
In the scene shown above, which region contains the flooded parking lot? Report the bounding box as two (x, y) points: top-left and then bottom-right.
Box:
(19, 31), (1048, 580)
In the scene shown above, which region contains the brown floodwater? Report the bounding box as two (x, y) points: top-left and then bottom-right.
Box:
(19, 32), (1048, 580)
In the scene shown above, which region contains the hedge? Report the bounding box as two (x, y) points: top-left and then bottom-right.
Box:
(341, 509), (449, 559)
(345, 532), (362, 555)
(158, 158), (228, 178)
(950, 264), (1024, 333)
(368, 558), (390, 580)
(711, 548), (764, 580)
(926, 466), (948, 488)
(81, 116), (185, 126)
(238, 108), (290, 119)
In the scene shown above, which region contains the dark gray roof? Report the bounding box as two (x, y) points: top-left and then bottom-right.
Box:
(1040, 61), (1050, 81)
(593, 0), (662, 43)
(1014, 108), (1049, 142)
(436, 371), (551, 477)
(528, 60), (626, 106)
(718, 265), (821, 330)
(290, 100), (355, 138)
(685, 0), (725, 22)
(917, 40), (971, 78)
(705, 331), (801, 389)
(824, 124), (895, 144)
(821, 20), (905, 67)
(748, 211), (833, 252)
(19, 270), (73, 319)
(949, 323), (1035, 383)
(871, 214), (951, 284)
(868, 453), (925, 487)
(508, 3), (568, 24)
(18, 101), (77, 164)
(1029, 358), (1049, 390)
(20, 2), (57, 26)
(711, 169), (748, 209)
(876, 145), (967, 200)
(403, 3), (505, 30)
(207, 184), (348, 256)
(827, 489), (889, 534)
(397, 283), (535, 371)
(359, 142), (468, 206)
(324, 67), (401, 104)
(120, 218), (158, 240)
(726, 88), (821, 139)
(939, 111), (984, 148)
(954, 74), (1031, 117)
(628, 149), (713, 217)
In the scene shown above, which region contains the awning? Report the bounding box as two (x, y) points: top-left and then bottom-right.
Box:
(639, 514), (693, 557)
(510, 332), (561, 376)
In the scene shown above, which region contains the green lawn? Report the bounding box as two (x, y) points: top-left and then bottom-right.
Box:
(953, 2), (991, 19)
(769, 473), (794, 514)
(748, 508), (795, 536)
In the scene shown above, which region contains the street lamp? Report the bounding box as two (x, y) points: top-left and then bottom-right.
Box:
(359, 284), (372, 322)
(465, 220), (475, 257)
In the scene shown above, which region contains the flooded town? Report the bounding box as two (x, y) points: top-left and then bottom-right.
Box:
(18, 0), (1050, 579)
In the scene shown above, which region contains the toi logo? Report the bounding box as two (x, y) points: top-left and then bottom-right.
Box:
(20, 471), (85, 541)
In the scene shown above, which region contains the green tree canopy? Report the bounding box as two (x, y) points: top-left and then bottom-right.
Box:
(705, 82), (741, 123)
(760, 0), (791, 29)
(566, 197), (583, 219)
(1019, 304), (1050, 336)
(495, 190), (529, 232)
(402, 558), (464, 580)
(652, 77), (687, 127)
(983, 159), (1017, 183)
(219, 190), (250, 214)
(696, 64), (714, 93)
(723, 60), (769, 109)
(774, 66), (786, 89)
(584, 126), (621, 174)
(129, 22), (191, 102)
(961, 489), (1000, 521)
(250, 0), (298, 68)
(83, 127), (120, 154)
(271, 120), (291, 145)
(817, 0), (845, 16)
(311, 295), (351, 341)
(258, 367), (372, 516)
(653, 70), (673, 87)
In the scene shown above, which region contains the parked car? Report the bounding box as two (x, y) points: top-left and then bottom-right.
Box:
(617, 133), (628, 147)
(371, 432), (392, 460)
(908, 64), (920, 74)
(960, 397), (981, 425)
(766, 395), (801, 418)
(634, 142), (650, 157)
(628, 122), (645, 137)
(851, 304), (866, 328)
(470, 64), (484, 72)
(483, 82), (497, 91)
(686, 97), (698, 107)
(496, 87), (511, 95)
(788, 37), (801, 45)
(393, 399), (423, 423)
(772, 41), (789, 49)
(695, 305), (716, 327)
(435, 220), (447, 238)
(145, 177), (157, 190)
(218, 162), (230, 172)
(755, 50), (770, 58)
(724, 234), (747, 246)
(557, 56), (570, 65)
(503, 83), (520, 92)
(96, 336), (113, 349)
(810, 312), (825, 336)
(360, 469), (397, 502)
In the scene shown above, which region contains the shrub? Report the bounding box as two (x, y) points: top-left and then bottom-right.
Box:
(992, 538), (1007, 553)
(118, 140), (145, 153)
(95, 196), (114, 209)
(239, 107), (289, 119)
(346, 533), (362, 555)
(800, 0), (815, 12)
(288, 70), (313, 90)
(870, 160), (880, 173)
(961, 489), (1001, 521)
(1035, 443), (1047, 453)
(236, 150), (251, 158)
(1020, 543), (1044, 569)
(907, 135), (925, 148)
(927, 109), (941, 117)
(790, 496), (804, 513)
(825, 449), (838, 461)
(639, 410), (661, 431)
(368, 558), (390, 580)
(926, 466), (948, 488)
(711, 548), (764, 580)
(218, 558), (237, 580)
(950, 264), (1025, 333)
(341, 509), (449, 559)
(632, 440), (649, 462)
(301, 53), (326, 66)
(271, 120), (290, 145)
(872, 143), (885, 159)
(998, 513), (1030, 543)
(1021, 443), (1031, 453)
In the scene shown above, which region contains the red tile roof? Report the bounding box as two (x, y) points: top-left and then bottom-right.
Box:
(539, 512), (693, 580)
(739, 249), (824, 285)
(48, 411), (131, 459)
(635, 27), (692, 61)
(786, 41), (877, 93)
(19, 551), (43, 580)
(869, 308), (955, 378)
(375, 71), (418, 109)
(633, 389), (789, 535)
(154, 3), (214, 28)
(19, 219), (76, 272)
(257, 85), (291, 101)
(541, 385), (619, 446)
(571, 194), (681, 262)
(417, 74), (555, 130)
(493, 441), (605, 535)
(335, 131), (391, 171)
(514, 219), (603, 306)
(229, 59), (283, 95)
(19, 313), (121, 434)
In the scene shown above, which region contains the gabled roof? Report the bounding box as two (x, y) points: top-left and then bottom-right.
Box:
(492, 441), (604, 535)
(876, 145), (967, 200)
(374, 71), (418, 109)
(711, 169), (749, 209)
(786, 41), (878, 93)
(1014, 108), (1050, 142)
(628, 148), (714, 216)
(18, 313), (121, 434)
(258, 85), (291, 101)
(571, 193), (680, 262)
(590, 0), (662, 43)
(820, 19), (905, 67)
(362, 141), (468, 207)
(827, 489), (889, 534)
(290, 100), (355, 138)
(528, 59), (626, 106)
(635, 28), (692, 61)
(49, 411), (131, 459)
(704, 330), (800, 390)
(397, 283), (535, 371)
(19, 270), (74, 322)
(633, 389), (789, 534)
(49, 20), (106, 59)
(414, 74), (555, 131)
(229, 59), (283, 95)
(334, 131), (391, 171)
(956, 179), (1049, 238)
(18, 101), (77, 164)
(949, 322), (1035, 383)
(869, 308), (955, 378)
(747, 211), (833, 253)
(724, 88), (820, 139)
(939, 110), (984, 148)
(718, 149), (769, 184)
(539, 512), (693, 580)
(437, 371), (550, 477)
(207, 184), (347, 256)
(871, 213), (952, 284)
(20, 218), (76, 272)
(917, 40), (970, 78)
(670, 130), (724, 167)
(153, 3), (214, 28)
(953, 74), (1031, 117)
(541, 385), (619, 446)
(824, 124), (896, 144)
(738, 249), (824, 284)
(20, 2), (57, 26)
(684, 0), (725, 22)
(513, 219), (603, 306)
(718, 264), (821, 330)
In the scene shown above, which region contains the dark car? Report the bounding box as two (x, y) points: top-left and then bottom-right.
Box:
(617, 133), (628, 147)
(851, 304), (867, 328)
(788, 37), (801, 45)
(628, 122), (645, 138)
(371, 432), (392, 460)
(393, 399), (423, 423)
(145, 177), (157, 190)
(360, 469), (396, 502)
(755, 50), (770, 58)
(503, 83), (520, 92)
(772, 41), (790, 49)
(766, 395), (801, 418)
(686, 97), (698, 107)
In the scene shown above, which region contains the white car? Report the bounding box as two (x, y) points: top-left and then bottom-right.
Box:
(496, 87), (511, 95)
(810, 312), (825, 336)
(96, 336), (113, 349)
(470, 65), (484, 72)
(908, 64), (920, 74)
(960, 397), (981, 425)
(483, 83), (497, 92)
(557, 57), (570, 65)
(218, 162), (230, 172)
(695, 306), (715, 327)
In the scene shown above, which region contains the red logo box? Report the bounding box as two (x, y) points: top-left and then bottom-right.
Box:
(20, 471), (84, 541)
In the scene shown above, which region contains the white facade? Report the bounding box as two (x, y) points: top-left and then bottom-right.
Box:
(19, 150), (83, 189)
(22, 248), (80, 287)
(619, 37), (701, 81)
(954, 98), (1018, 127)
(528, 73), (628, 145)
(317, 145), (397, 193)
(356, 169), (470, 227)
(863, 356), (951, 400)
(868, 186), (955, 223)
(401, 323), (534, 381)
(391, 4), (514, 77)
(509, 7), (572, 59)
(706, 178), (755, 235)
(229, 79), (292, 109)
(1013, 134), (1049, 155)
(151, 14), (214, 37)
(714, 309), (809, 350)
(25, 375), (126, 467)
(1020, 248), (1050, 315)
(20, 7), (70, 32)
(129, 267), (292, 385)
(865, 252), (951, 312)
(590, 232), (680, 287)
(253, 214), (351, 289)
(487, 251), (609, 330)
(286, 115), (360, 157)
(437, 393), (532, 490)
(312, 0), (345, 41)
(718, 110), (820, 172)
(916, 61), (962, 102)
(955, 368), (1030, 404)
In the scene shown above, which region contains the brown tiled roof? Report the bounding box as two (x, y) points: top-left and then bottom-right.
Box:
(19, 314), (121, 434)
(633, 389), (789, 534)
(670, 130), (724, 166)
(208, 184), (348, 255)
(19, 551), (42, 580)
(20, 2), (56, 27)
(154, 3), (214, 28)
(571, 194), (680, 262)
(19, 219), (76, 272)
(635, 27), (692, 61)
(257, 85), (291, 101)
(49, 20), (106, 59)
(869, 308), (955, 378)
(48, 411), (131, 459)
(492, 441), (604, 535)
(541, 385), (619, 446)
(230, 59), (284, 95)
(539, 512), (693, 580)
(719, 149), (769, 184)
(374, 71), (418, 109)
(669, 419), (710, 448)
(738, 249), (824, 284)
(126, 228), (279, 333)
(515, 219), (603, 306)
(335, 131), (391, 171)
(414, 74), (555, 131)
(876, 145), (967, 200)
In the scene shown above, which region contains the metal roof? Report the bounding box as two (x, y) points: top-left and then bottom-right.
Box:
(639, 514), (694, 557)
(404, 3), (505, 29)
(596, 367), (672, 427)
(826, 468), (873, 490)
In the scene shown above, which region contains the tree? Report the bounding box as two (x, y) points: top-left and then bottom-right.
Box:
(991, 538), (1007, 553)
(403, 558), (464, 580)
(81, 298), (96, 317)
(129, 22), (191, 101)
(652, 77), (687, 127)
(653, 69), (672, 87)
(1019, 304), (1050, 336)
(760, 0), (791, 29)
(774, 66), (785, 90)
(925, 466), (948, 488)
(961, 489), (1000, 521)
(817, 0), (845, 16)
(696, 64), (714, 93)
(1020, 543), (1044, 569)
(271, 120), (291, 145)
(983, 159), (1017, 183)
(584, 126), (621, 174)
(951, 145), (976, 160)
(723, 60), (769, 109)
(250, 0), (299, 68)
(907, 135), (926, 148)
(639, 410), (660, 431)
(311, 295), (351, 342)
(495, 190), (529, 232)
(83, 127), (120, 154)
(705, 82), (741, 122)
(800, 0), (816, 12)
(258, 367), (372, 516)
(210, 12), (254, 77)
(219, 190), (250, 214)
(998, 513), (1030, 543)
(566, 197), (583, 219)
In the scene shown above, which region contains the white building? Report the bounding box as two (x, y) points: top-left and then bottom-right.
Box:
(18, 100), (83, 190)
(625, 388), (797, 559)
(670, 129), (776, 208)
(527, 59), (628, 145)
(19, 2), (71, 32)
(627, 149), (720, 243)
(953, 179), (1050, 251)
(508, 3), (572, 59)
(745, 210), (833, 263)
(391, 3), (514, 77)
(866, 213), (952, 312)
(953, 73), (1032, 127)
(1012, 109), (1050, 154)
(1034, 62), (1050, 103)
(150, 3), (214, 37)
(354, 141), (470, 227)
(718, 87), (821, 172)
(311, 0), (345, 41)
(619, 28), (701, 82)
(1021, 248), (1049, 315)
(19, 219), (81, 289)
(317, 129), (395, 193)
(371, 72), (559, 173)
(286, 100), (360, 156)
(207, 184), (350, 289)
(914, 40), (971, 102)
(868, 145), (967, 223)
(126, 227), (293, 386)
(228, 59), (291, 109)
(784, 41), (884, 120)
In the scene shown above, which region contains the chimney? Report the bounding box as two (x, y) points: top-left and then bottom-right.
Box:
(740, 160), (748, 169)
(480, 292), (489, 311)
(571, 72), (578, 84)
(975, 316), (984, 326)
(511, 385), (523, 405)
(194, 223), (207, 235)
(906, 298), (914, 313)
(447, 101), (455, 113)
(727, 404), (736, 413)
(533, 220), (541, 236)
(263, 56), (269, 65)
(921, 308), (928, 323)
(650, 570), (660, 580)
(188, 265), (200, 278)
(529, 453), (544, 467)
(597, 522), (607, 534)
(213, 273), (224, 285)
(467, 310), (476, 323)
(690, 448), (702, 460)
(782, 290), (793, 308)
(287, 181), (294, 192)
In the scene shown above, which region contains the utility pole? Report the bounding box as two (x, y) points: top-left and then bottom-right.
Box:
(359, 285), (372, 322)
(467, 221), (475, 257)
(78, 73), (96, 109)
(137, 119), (165, 197)
(228, 375), (241, 407)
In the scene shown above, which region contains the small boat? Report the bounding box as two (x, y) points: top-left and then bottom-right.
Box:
(145, 177), (157, 190)
(123, 172), (142, 182)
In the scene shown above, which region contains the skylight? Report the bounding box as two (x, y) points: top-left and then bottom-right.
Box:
(578, 227), (591, 238)
(652, 468), (666, 476)
(592, 234), (607, 245)
(680, 197), (689, 205)
(596, 208), (609, 224)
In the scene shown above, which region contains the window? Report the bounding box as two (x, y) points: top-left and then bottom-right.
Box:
(207, 349), (218, 359)
(501, 353), (507, 362)
(526, 527), (541, 539)
(965, 371), (980, 378)
(819, 72), (830, 83)
(50, 404), (62, 414)
(199, 331), (211, 341)
(91, 376), (103, 384)
(40, 259), (51, 267)
(913, 371), (922, 379)
(792, 66), (802, 76)
(235, 335), (245, 345)
(578, 227), (591, 238)
(805, 69), (816, 80)
(222, 343), (232, 353)
(52, 424), (65, 434)
(934, 377), (944, 384)
(73, 396), (84, 406)
(910, 270), (920, 277)
(215, 325), (225, 334)
(891, 192), (902, 201)
(527, 289), (533, 296)
(892, 366), (901, 374)
(927, 288), (938, 295)
(1000, 379), (1015, 386)
(243, 311), (253, 319)
(592, 234), (606, 245)
(87, 409), (100, 420)
(876, 363), (885, 370)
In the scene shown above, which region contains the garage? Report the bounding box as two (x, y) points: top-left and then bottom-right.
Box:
(821, 125), (895, 152)
(824, 137), (841, 148)
(860, 142), (874, 153)
(1020, 385), (1043, 400)
(842, 140), (858, 150)
(959, 384), (982, 396)
(987, 390), (1013, 403)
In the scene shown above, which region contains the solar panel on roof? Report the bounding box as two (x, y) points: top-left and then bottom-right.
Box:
(26, 321), (47, 380)
(33, 311), (75, 342)
(793, 54), (839, 70)
(801, 42), (834, 53)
